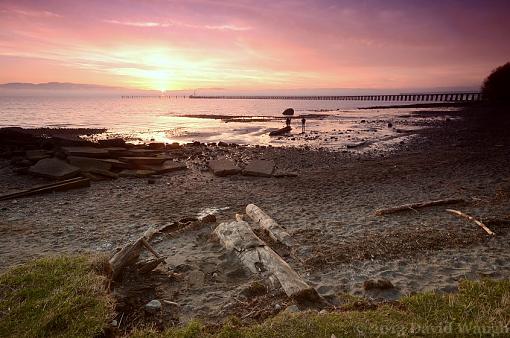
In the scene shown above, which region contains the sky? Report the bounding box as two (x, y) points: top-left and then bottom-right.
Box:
(0, 0), (509, 91)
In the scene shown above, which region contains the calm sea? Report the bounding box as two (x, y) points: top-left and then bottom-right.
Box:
(0, 96), (430, 145)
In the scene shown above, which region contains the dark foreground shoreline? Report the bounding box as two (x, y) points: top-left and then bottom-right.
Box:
(0, 104), (509, 329)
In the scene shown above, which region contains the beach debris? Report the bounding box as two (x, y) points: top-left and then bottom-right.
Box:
(61, 146), (110, 158)
(135, 257), (166, 274)
(246, 204), (294, 248)
(144, 299), (162, 314)
(375, 198), (465, 216)
(269, 126), (292, 136)
(208, 158), (241, 176)
(214, 219), (322, 303)
(446, 209), (495, 236)
(28, 158), (81, 179)
(363, 279), (394, 290)
(282, 108), (295, 116)
(119, 169), (156, 178)
(243, 159), (275, 177)
(109, 227), (161, 279)
(0, 177), (90, 201)
(141, 160), (187, 174)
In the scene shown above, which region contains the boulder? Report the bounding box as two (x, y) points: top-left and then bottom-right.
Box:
(208, 159), (241, 176)
(67, 156), (112, 171)
(119, 169), (156, 178)
(243, 159), (275, 177)
(141, 160), (187, 174)
(61, 146), (110, 158)
(28, 158), (81, 180)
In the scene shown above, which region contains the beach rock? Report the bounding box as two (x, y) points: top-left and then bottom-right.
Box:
(148, 142), (165, 150)
(208, 159), (241, 176)
(67, 156), (112, 171)
(269, 126), (292, 136)
(243, 159), (275, 177)
(98, 138), (126, 147)
(166, 142), (181, 150)
(119, 156), (168, 166)
(144, 300), (162, 314)
(217, 141), (229, 147)
(363, 279), (394, 291)
(119, 169), (156, 178)
(25, 149), (52, 162)
(28, 158), (81, 179)
(282, 108), (294, 116)
(141, 160), (187, 174)
(99, 158), (131, 169)
(346, 141), (367, 149)
(284, 305), (300, 313)
(61, 146), (110, 158)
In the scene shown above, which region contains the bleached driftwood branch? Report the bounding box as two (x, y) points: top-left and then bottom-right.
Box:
(246, 204), (294, 247)
(214, 220), (320, 302)
(446, 209), (495, 236)
(375, 198), (465, 215)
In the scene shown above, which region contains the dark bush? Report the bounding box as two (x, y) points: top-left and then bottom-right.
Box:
(481, 62), (510, 102)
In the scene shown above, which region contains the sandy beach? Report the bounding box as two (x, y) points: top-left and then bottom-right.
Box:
(0, 103), (508, 329)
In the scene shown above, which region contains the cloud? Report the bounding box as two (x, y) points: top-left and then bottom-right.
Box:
(1, 7), (61, 18)
(104, 19), (251, 31)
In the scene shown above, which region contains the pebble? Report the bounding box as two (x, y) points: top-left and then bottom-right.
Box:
(284, 305), (300, 313)
(145, 299), (162, 314)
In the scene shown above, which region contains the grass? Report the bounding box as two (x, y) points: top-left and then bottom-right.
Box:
(0, 255), (113, 338)
(1, 255), (509, 337)
(140, 279), (510, 338)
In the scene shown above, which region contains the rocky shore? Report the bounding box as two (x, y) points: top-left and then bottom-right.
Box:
(0, 104), (509, 330)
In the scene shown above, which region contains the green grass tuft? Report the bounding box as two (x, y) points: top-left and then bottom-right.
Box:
(0, 255), (113, 338)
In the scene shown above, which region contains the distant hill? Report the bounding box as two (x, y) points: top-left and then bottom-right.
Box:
(0, 82), (189, 97)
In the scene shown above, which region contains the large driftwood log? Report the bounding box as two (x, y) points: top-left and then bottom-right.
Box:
(246, 204), (294, 247)
(0, 177), (90, 201)
(109, 227), (159, 279)
(446, 209), (495, 236)
(375, 198), (465, 216)
(214, 220), (319, 301)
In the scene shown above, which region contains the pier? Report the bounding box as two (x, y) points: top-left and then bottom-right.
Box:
(121, 92), (482, 102)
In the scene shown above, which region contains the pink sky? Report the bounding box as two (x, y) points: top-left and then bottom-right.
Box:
(1, 0), (509, 91)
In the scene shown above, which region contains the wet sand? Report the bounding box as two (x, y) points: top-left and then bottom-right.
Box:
(0, 104), (509, 329)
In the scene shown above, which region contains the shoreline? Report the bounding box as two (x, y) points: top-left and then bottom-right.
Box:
(0, 104), (509, 328)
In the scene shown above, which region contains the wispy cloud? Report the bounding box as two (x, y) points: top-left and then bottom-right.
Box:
(1, 7), (61, 18)
(104, 19), (251, 31)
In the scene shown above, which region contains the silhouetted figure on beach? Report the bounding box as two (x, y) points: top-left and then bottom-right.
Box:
(301, 117), (306, 133)
(286, 117), (291, 127)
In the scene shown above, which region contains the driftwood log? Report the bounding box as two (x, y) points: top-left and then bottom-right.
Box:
(214, 220), (320, 302)
(446, 209), (495, 236)
(0, 177), (90, 201)
(246, 204), (294, 248)
(109, 227), (160, 279)
(375, 198), (465, 216)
